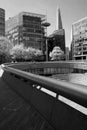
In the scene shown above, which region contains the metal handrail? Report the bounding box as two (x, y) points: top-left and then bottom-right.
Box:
(2, 65), (87, 108)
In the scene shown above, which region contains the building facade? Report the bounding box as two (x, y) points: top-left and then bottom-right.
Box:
(6, 12), (46, 52)
(0, 8), (5, 36)
(48, 29), (65, 54)
(72, 17), (87, 60)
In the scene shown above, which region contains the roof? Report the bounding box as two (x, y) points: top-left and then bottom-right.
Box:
(19, 11), (46, 19)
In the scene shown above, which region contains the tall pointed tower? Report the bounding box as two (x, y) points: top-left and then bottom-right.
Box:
(48, 8), (66, 60)
(58, 8), (63, 30)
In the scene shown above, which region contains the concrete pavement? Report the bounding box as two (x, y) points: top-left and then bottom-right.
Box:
(0, 66), (53, 129)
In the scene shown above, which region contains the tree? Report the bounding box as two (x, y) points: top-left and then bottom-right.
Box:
(49, 46), (64, 61)
(0, 36), (13, 63)
(32, 48), (43, 61)
(10, 44), (25, 61)
(10, 44), (43, 61)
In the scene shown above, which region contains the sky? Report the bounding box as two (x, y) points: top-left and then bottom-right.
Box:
(0, 0), (87, 48)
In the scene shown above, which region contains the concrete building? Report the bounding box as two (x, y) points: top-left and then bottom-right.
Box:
(72, 17), (87, 60)
(0, 8), (5, 36)
(48, 8), (65, 60)
(5, 12), (46, 52)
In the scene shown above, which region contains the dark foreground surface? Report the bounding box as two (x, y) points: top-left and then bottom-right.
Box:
(0, 76), (53, 129)
(1, 65), (87, 130)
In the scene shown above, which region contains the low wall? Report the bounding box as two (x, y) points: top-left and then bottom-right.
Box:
(7, 61), (87, 75)
(7, 62), (74, 75)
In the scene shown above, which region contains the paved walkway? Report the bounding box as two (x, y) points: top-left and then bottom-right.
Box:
(0, 67), (53, 130)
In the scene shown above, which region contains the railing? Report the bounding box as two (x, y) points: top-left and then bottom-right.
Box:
(1, 63), (87, 130)
(2, 66), (87, 108)
(5, 61), (87, 75)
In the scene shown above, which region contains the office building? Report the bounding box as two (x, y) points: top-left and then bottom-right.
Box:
(6, 12), (46, 52)
(0, 8), (5, 36)
(72, 17), (87, 60)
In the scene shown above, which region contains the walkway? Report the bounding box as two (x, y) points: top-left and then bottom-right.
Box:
(0, 66), (53, 130)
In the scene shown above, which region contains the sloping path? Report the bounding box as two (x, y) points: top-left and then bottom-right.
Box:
(0, 66), (53, 130)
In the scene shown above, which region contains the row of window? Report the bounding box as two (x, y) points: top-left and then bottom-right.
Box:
(23, 28), (43, 34)
(7, 27), (18, 34)
(23, 16), (41, 22)
(74, 48), (87, 54)
(23, 40), (42, 49)
(74, 38), (87, 43)
(23, 20), (41, 25)
(23, 33), (43, 38)
(7, 26), (44, 35)
(23, 23), (42, 29)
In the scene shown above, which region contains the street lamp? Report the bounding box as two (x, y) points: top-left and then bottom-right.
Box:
(42, 22), (50, 61)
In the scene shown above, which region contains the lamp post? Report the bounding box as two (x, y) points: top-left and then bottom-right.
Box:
(42, 22), (50, 61)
